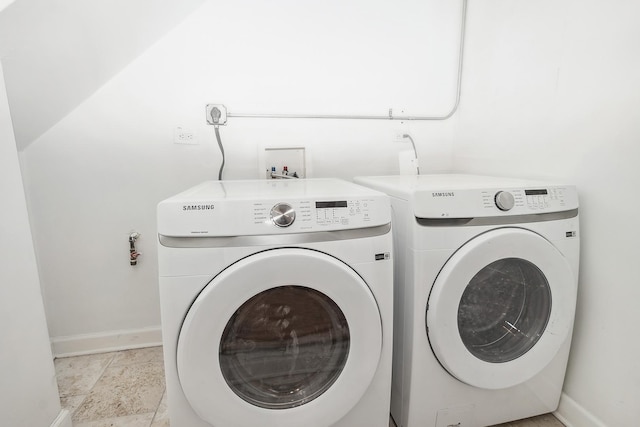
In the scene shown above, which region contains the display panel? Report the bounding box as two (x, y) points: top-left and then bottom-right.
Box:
(315, 201), (348, 209)
(524, 189), (548, 196)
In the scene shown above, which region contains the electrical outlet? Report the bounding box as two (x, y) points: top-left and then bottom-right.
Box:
(206, 104), (228, 125)
(174, 127), (198, 144)
(392, 120), (409, 143)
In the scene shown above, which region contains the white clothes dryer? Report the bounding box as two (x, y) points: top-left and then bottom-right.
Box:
(157, 178), (393, 427)
(354, 174), (580, 427)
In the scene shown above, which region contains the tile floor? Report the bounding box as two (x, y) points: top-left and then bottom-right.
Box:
(56, 346), (564, 427)
(55, 346), (167, 426)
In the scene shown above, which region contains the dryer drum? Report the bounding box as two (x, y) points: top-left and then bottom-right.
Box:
(457, 258), (552, 363)
(219, 285), (351, 409)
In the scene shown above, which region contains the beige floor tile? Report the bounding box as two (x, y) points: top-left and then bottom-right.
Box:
(150, 418), (170, 427)
(497, 420), (535, 427)
(60, 395), (87, 418)
(150, 390), (169, 426)
(73, 361), (165, 422)
(55, 352), (116, 397)
(111, 346), (164, 367)
(72, 412), (155, 427)
(527, 413), (565, 426)
(492, 413), (564, 426)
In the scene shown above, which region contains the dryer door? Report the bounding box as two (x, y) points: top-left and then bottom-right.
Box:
(427, 227), (576, 389)
(177, 248), (382, 427)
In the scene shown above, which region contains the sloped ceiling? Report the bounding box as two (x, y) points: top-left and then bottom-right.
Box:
(0, 0), (206, 150)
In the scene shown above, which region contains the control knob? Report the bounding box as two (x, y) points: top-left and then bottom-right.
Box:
(270, 203), (296, 227)
(494, 191), (515, 211)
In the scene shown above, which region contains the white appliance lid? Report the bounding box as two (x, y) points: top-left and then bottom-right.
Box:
(167, 178), (385, 201)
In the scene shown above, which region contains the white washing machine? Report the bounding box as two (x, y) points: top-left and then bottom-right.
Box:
(157, 178), (393, 427)
(353, 174), (580, 427)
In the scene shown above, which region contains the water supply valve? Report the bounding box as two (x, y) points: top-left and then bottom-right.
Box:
(129, 232), (141, 266)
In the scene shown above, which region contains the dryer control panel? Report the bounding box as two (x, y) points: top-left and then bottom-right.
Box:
(480, 188), (569, 212)
(414, 185), (578, 219)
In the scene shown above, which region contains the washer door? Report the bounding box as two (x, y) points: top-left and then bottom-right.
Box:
(177, 248), (382, 427)
(427, 228), (576, 389)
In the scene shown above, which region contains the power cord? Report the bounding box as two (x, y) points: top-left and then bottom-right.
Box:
(403, 133), (421, 175)
(210, 107), (225, 180)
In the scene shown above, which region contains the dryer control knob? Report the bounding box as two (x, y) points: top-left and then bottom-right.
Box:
(494, 191), (515, 211)
(271, 203), (296, 227)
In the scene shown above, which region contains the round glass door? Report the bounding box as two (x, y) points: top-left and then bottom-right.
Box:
(176, 248), (382, 427)
(458, 258), (551, 363)
(219, 286), (350, 409)
(427, 228), (576, 389)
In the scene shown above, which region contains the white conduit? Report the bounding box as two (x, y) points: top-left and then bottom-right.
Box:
(227, 0), (468, 122)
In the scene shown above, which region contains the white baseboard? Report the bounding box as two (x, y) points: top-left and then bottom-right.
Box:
(51, 326), (162, 358)
(555, 392), (607, 427)
(51, 409), (72, 427)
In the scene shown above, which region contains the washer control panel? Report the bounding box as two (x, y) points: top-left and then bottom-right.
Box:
(523, 189), (555, 210)
(314, 200), (371, 226)
(157, 179), (391, 237)
(255, 199), (376, 230)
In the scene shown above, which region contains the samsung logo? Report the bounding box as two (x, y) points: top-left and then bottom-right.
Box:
(182, 204), (215, 211)
(432, 192), (455, 197)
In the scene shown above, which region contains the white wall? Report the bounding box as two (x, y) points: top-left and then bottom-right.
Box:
(0, 64), (68, 427)
(452, 0), (640, 426)
(0, 0), (13, 13)
(0, 0), (206, 148)
(20, 0), (458, 354)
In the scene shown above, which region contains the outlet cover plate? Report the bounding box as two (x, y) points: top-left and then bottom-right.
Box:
(206, 104), (228, 125)
(174, 127), (198, 144)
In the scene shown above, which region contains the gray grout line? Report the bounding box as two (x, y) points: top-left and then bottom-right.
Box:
(148, 387), (166, 427)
